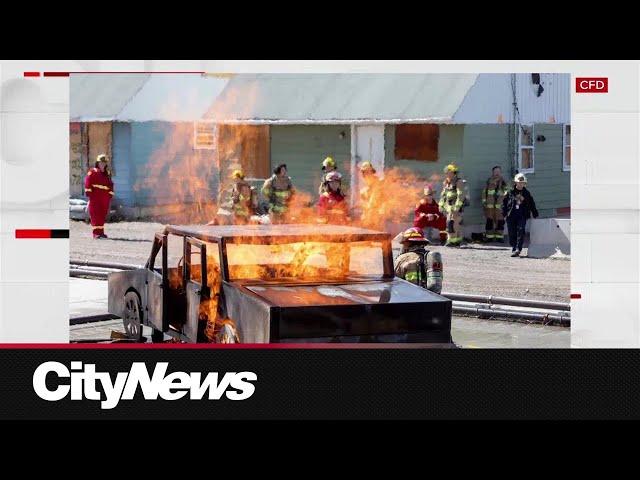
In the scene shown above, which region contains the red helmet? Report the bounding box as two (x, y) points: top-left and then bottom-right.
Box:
(401, 227), (428, 243)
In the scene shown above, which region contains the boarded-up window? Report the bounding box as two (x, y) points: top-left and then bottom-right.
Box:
(87, 122), (113, 175)
(194, 122), (217, 150)
(240, 125), (270, 178)
(218, 125), (270, 178)
(395, 124), (439, 161)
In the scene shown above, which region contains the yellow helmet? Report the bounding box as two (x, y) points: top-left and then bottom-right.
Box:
(444, 163), (459, 174)
(322, 157), (336, 170)
(360, 161), (375, 172)
(231, 169), (244, 179)
(96, 154), (109, 163)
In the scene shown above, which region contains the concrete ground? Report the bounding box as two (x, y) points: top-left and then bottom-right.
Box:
(70, 219), (571, 303)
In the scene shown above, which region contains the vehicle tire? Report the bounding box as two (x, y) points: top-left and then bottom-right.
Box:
(216, 323), (239, 344)
(123, 291), (144, 342)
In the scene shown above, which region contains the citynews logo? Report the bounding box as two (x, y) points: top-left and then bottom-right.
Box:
(32, 361), (257, 410)
(576, 77), (608, 93)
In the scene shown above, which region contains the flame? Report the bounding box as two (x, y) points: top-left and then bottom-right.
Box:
(132, 92), (219, 224)
(215, 165), (444, 232)
(225, 240), (384, 282)
(351, 166), (443, 233)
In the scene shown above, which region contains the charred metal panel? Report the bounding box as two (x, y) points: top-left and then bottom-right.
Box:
(184, 281), (201, 343)
(107, 269), (148, 318)
(276, 301), (451, 339)
(146, 270), (165, 331)
(244, 279), (445, 306)
(221, 283), (274, 343)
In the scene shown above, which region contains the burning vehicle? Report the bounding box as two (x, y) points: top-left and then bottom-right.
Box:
(107, 224), (453, 344)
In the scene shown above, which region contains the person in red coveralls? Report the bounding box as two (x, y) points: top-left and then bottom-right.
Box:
(316, 171), (349, 225)
(414, 184), (447, 244)
(84, 154), (114, 239)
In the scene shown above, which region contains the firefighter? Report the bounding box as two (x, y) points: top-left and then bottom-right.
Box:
(482, 165), (509, 242)
(414, 184), (447, 244)
(318, 156), (344, 195)
(394, 227), (443, 294)
(261, 163), (295, 223)
(230, 169), (257, 224)
(502, 173), (539, 257)
(84, 154), (114, 239)
(358, 162), (383, 229)
(316, 171), (349, 224)
(438, 163), (467, 247)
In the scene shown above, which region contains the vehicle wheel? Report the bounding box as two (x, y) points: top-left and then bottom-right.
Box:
(216, 323), (239, 344)
(123, 291), (144, 342)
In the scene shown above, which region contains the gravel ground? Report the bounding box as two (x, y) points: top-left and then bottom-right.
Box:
(70, 219), (571, 303)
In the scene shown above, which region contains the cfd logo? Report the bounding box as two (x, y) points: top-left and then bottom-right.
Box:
(576, 78), (608, 93)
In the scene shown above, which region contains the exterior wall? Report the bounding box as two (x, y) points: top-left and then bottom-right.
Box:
(69, 122), (84, 196)
(463, 123), (569, 229)
(129, 121), (219, 207)
(383, 123), (569, 235)
(519, 123), (570, 219)
(462, 124), (513, 228)
(270, 125), (351, 200)
(383, 124), (465, 225)
(112, 122), (135, 207)
(453, 73), (571, 125)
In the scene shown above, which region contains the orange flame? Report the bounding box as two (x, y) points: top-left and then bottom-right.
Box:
(352, 166), (443, 234)
(225, 240), (385, 283)
(133, 121), (219, 224)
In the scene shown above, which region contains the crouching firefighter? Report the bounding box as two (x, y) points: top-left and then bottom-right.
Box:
(394, 227), (443, 294)
(230, 169), (258, 224)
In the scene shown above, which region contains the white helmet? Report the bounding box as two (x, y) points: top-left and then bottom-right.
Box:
(514, 173), (527, 183)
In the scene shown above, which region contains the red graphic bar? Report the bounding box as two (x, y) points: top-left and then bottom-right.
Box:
(570, 294), (581, 299)
(43, 71), (205, 76)
(43, 72), (70, 77)
(0, 343), (436, 349)
(23, 72), (40, 77)
(15, 229), (69, 239)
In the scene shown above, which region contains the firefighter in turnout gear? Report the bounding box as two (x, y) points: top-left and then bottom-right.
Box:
(414, 184), (448, 244)
(230, 169), (257, 224)
(316, 171), (349, 225)
(482, 166), (509, 242)
(261, 163), (295, 224)
(84, 154), (114, 239)
(438, 163), (467, 247)
(393, 227), (443, 294)
(358, 162), (384, 230)
(318, 157), (347, 195)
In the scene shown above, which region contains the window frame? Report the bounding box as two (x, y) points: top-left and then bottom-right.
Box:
(193, 121), (217, 150)
(518, 124), (535, 174)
